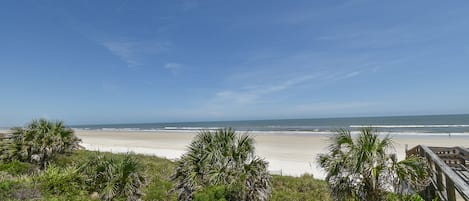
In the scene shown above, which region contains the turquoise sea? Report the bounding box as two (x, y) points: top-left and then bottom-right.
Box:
(73, 114), (469, 135)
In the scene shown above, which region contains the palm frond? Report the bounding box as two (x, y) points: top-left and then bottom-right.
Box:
(172, 128), (271, 201)
(317, 127), (430, 201)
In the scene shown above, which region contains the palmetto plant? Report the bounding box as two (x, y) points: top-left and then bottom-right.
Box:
(80, 153), (146, 201)
(1, 119), (81, 168)
(318, 128), (430, 201)
(172, 128), (271, 201)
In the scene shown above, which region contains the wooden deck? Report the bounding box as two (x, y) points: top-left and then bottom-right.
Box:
(407, 145), (469, 201)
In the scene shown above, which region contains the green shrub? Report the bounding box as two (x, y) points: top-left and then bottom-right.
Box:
(271, 174), (332, 201)
(0, 175), (41, 200)
(194, 185), (230, 201)
(0, 160), (33, 175)
(80, 152), (146, 201)
(2, 119), (81, 168)
(388, 193), (425, 201)
(54, 150), (177, 201)
(0, 179), (17, 198)
(36, 165), (86, 196)
(172, 128), (271, 201)
(318, 128), (430, 200)
(144, 180), (176, 201)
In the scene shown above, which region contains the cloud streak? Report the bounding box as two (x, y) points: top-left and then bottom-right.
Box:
(103, 41), (140, 68)
(102, 39), (170, 69)
(164, 62), (183, 75)
(214, 75), (316, 104)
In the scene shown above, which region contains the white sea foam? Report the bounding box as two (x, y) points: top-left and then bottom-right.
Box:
(73, 128), (469, 136)
(350, 125), (469, 128)
(101, 128), (142, 131)
(164, 126), (222, 130)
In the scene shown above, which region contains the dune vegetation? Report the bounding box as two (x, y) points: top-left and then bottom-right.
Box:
(318, 128), (431, 201)
(172, 128), (271, 201)
(0, 119), (331, 200)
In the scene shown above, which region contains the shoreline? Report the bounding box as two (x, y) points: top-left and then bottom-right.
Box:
(74, 129), (469, 180)
(72, 128), (469, 136)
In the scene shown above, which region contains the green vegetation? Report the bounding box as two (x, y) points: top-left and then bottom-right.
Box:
(0, 160), (33, 175)
(0, 119), (152, 200)
(271, 174), (332, 201)
(1, 119), (81, 168)
(318, 128), (430, 201)
(1, 150), (331, 200)
(172, 128), (271, 201)
(193, 185), (231, 201)
(80, 153), (146, 200)
(36, 165), (87, 199)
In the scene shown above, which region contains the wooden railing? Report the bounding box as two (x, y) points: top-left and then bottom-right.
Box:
(407, 145), (469, 201)
(0, 133), (12, 140)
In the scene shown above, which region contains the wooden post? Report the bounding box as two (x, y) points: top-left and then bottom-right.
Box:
(446, 177), (456, 201)
(436, 166), (444, 191)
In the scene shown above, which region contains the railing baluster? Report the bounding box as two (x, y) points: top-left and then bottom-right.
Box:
(446, 177), (456, 201)
(437, 166), (445, 191)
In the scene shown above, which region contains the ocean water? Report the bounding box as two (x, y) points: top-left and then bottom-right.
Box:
(73, 114), (469, 136)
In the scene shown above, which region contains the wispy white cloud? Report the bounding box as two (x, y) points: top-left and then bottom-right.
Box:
(102, 40), (170, 69)
(214, 75), (316, 104)
(103, 41), (140, 68)
(331, 71), (361, 81)
(164, 62), (182, 75)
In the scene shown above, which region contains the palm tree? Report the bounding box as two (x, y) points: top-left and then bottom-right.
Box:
(318, 128), (430, 201)
(2, 119), (81, 168)
(172, 128), (271, 201)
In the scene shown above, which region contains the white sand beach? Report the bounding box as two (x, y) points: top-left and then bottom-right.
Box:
(75, 130), (469, 180)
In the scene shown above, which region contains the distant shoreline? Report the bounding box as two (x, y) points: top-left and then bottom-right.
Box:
(66, 114), (469, 135)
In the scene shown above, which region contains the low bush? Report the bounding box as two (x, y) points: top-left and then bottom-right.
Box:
(387, 193), (426, 201)
(36, 165), (86, 196)
(194, 185), (230, 201)
(2, 119), (81, 168)
(80, 152), (146, 201)
(0, 174), (41, 200)
(144, 180), (176, 201)
(271, 174), (332, 201)
(0, 160), (33, 175)
(0, 178), (18, 198)
(172, 128), (271, 201)
(54, 150), (178, 201)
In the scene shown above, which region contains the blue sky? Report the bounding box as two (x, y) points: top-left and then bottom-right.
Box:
(1, 0), (469, 126)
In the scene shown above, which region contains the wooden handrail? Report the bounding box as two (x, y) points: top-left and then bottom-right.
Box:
(409, 145), (469, 201)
